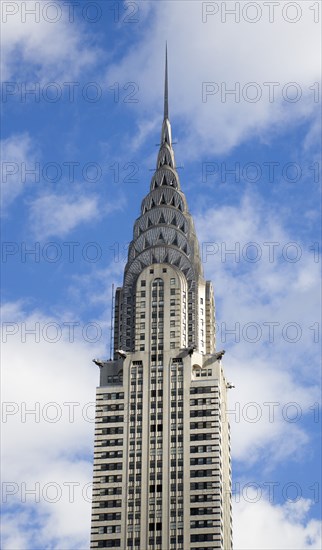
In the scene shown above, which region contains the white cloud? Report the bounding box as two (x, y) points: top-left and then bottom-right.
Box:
(1, 302), (102, 549)
(1, 133), (38, 211)
(1, 1), (99, 82)
(227, 356), (318, 465)
(194, 192), (320, 356)
(105, 1), (320, 156)
(28, 193), (99, 239)
(128, 116), (160, 153)
(193, 191), (320, 464)
(68, 263), (124, 313)
(234, 493), (322, 549)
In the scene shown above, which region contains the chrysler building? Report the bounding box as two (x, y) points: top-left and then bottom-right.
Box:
(90, 49), (233, 550)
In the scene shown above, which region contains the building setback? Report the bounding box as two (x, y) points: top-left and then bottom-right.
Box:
(90, 49), (233, 550)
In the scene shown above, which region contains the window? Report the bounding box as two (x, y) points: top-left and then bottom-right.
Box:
(170, 278), (176, 285)
(170, 289), (176, 295)
(141, 280), (146, 287)
(170, 342), (175, 349)
(170, 331), (175, 338)
(170, 299), (175, 306)
(141, 291), (146, 297)
(97, 540), (121, 548)
(162, 268), (167, 273)
(141, 301), (145, 308)
(170, 320), (175, 327)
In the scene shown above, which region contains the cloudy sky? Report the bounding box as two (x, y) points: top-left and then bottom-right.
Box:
(1, 1), (321, 548)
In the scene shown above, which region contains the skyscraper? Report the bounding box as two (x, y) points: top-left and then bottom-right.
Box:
(90, 49), (233, 550)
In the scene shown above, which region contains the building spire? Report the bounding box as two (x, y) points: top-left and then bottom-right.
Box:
(160, 42), (172, 147)
(164, 42), (169, 120)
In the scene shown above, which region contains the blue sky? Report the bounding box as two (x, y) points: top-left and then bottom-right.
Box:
(1, 1), (321, 548)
